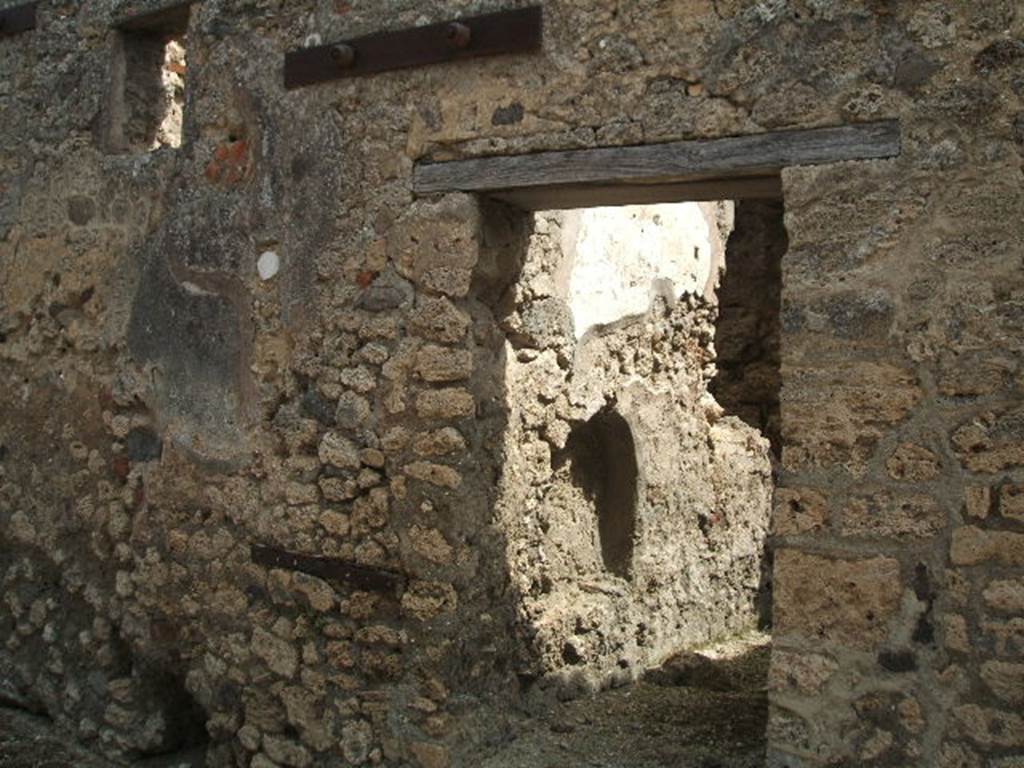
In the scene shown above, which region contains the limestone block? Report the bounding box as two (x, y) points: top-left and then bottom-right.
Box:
(412, 428), (466, 457)
(953, 705), (1024, 749)
(984, 580), (1024, 614)
(886, 443), (941, 481)
(402, 581), (457, 620)
(415, 389), (474, 420)
(841, 491), (944, 538)
(414, 345), (473, 383)
(952, 409), (1024, 473)
(768, 649), (838, 694)
(409, 297), (471, 344)
(252, 628), (298, 679)
(404, 462), (461, 489)
(1000, 484), (1024, 522)
(981, 661), (1024, 706)
(950, 527), (1024, 567)
(318, 432), (361, 470)
(773, 550), (902, 648)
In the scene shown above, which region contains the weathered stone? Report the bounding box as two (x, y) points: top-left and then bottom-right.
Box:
(841, 492), (944, 538)
(252, 628), (298, 679)
(953, 705), (1024, 749)
(1000, 484), (1024, 522)
(404, 462), (461, 490)
(965, 486), (992, 520)
(772, 487), (827, 536)
(952, 409), (1024, 473)
(886, 443), (940, 481)
(409, 297), (471, 344)
(415, 389), (475, 420)
(415, 345), (473, 383)
(412, 428), (466, 457)
(408, 525), (454, 564)
(981, 661), (1024, 706)
(984, 579), (1024, 614)
(341, 719), (373, 765)
(410, 741), (450, 768)
(943, 615), (970, 653)
(950, 527), (1024, 567)
(773, 550), (902, 649)
(263, 734), (312, 768)
(402, 581), (458, 620)
(768, 650), (837, 694)
(319, 432), (361, 470)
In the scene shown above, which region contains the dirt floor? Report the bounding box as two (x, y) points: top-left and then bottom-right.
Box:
(480, 631), (771, 768)
(0, 632), (769, 768)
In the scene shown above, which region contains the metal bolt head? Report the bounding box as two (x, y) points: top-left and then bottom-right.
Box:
(330, 43), (356, 68)
(445, 22), (471, 49)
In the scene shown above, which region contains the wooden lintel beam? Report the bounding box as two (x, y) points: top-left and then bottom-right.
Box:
(413, 121), (900, 204)
(491, 176), (783, 210)
(115, 1), (192, 32)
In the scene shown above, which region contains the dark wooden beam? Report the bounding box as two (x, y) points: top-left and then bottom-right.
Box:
(0, 2), (37, 39)
(284, 6), (542, 90)
(413, 121), (901, 205)
(491, 176), (783, 210)
(251, 544), (405, 594)
(115, 1), (192, 32)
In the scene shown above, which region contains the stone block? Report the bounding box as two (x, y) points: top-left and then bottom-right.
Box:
(984, 579), (1024, 614)
(981, 661), (1024, 705)
(768, 649), (837, 694)
(773, 550), (902, 649)
(412, 428), (466, 457)
(886, 443), (940, 481)
(1000, 484), (1024, 522)
(409, 297), (471, 344)
(841, 491), (944, 538)
(953, 705), (1024, 749)
(952, 409), (1024, 474)
(772, 487), (827, 536)
(950, 527), (1024, 567)
(404, 462), (461, 489)
(415, 389), (475, 420)
(965, 486), (992, 520)
(415, 345), (473, 383)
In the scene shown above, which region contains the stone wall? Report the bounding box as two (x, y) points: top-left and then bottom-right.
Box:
(1, 1), (1023, 767)
(494, 204), (771, 699)
(711, 199), (786, 457)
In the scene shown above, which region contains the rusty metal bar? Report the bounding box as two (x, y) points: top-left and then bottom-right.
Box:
(251, 544), (405, 594)
(284, 5), (542, 90)
(0, 2), (37, 39)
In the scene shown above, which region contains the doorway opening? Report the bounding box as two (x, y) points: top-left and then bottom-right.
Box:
(488, 195), (785, 767)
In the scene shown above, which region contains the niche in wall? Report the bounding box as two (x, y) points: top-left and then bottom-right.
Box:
(561, 407), (639, 579)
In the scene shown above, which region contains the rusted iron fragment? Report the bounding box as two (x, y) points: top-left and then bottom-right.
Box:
(251, 544), (406, 593)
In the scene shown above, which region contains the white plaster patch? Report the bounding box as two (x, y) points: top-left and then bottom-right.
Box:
(257, 250), (280, 281)
(566, 203), (716, 338)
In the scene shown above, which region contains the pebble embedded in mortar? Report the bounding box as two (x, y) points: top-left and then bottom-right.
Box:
(257, 250), (280, 281)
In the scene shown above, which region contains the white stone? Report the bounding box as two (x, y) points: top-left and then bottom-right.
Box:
(258, 250), (281, 281)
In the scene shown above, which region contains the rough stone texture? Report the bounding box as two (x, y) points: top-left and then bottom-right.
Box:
(1, 1), (1022, 767)
(493, 205), (772, 696)
(711, 199), (787, 456)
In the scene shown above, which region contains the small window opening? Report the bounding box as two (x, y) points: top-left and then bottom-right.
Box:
(110, 4), (191, 153)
